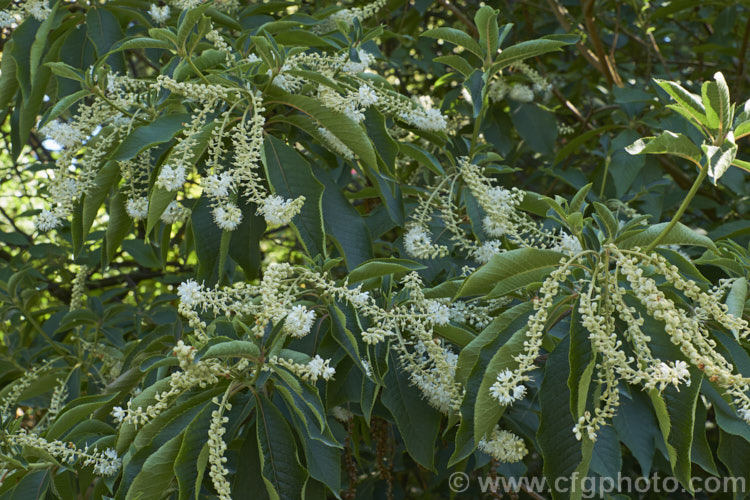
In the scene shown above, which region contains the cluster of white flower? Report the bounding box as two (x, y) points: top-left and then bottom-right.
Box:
(156, 163), (187, 192)
(490, 368), (528, 405)
(70, 265), (88, 310)
(0, 367), (44, 421)
(318, 127), (357, 159)
(112, 341), (228, 427)
(256, 195), (305, 226)
(46, 379), (69, 424)
(207, 394), (232, 500)
(405, 341), (459, 413)
(5, 430), (120, 476)
(203, 172), (234, 198)
(149, 3), (170, 23)
(0, 0), (50, 28)
(161, 200), (190, 224)
(213, 203), (243, 231)
(284, 305), (316, 338)
(126, 196), (149, 221)
(478, 426), (528, 462)
(313, 0), (387, 33)
(270, 354), (336, 382)
(404, 224), (449, 259)
(487, 62), (551, 104)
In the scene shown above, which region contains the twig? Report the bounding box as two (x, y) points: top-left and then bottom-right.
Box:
(437, 0), (479, 38)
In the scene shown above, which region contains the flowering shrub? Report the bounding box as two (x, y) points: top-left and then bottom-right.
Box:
(1, 1), (750, 498)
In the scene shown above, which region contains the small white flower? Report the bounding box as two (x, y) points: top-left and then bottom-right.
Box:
(202, 172), (234, 198)
(148, 3), (170, 23)
(474, 240), (502, 264)
(478, 427), (528, 463)
(247, 54), (261, 63)
(257, 195), (303, 226)
(357, 84), (378, 107)
(489, 369), (526, 405)
(111, 406), (126, 423)
(39, 120), (83, 149)
(307, 355), (335, 380)
(555, 232), (582, 256)
(284, 305), (316, 338)
(177, 279), (202, 307)
(35, 209), (61, 231)
(160, 200), (189, 224)
(509, 84), (534, 103)
(213, 203), (243, 231)
(126, 197), (149, 220)
(156, 163), (187, 192)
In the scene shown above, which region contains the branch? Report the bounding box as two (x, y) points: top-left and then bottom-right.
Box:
(436, 0), (479, 38)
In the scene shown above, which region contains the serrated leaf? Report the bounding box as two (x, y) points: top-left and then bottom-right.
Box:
(254, 393), (308, 499)
(347, 258), (426, 283)
(655, 79), (707, 129)
(381, 351), (441, 470)
(703, 137), (738, 184)
(456, 248), (563, 298)
(473, 326), (530, 444)
(112, 114), (190, 162)
(421, 27), (483, 59)
(489, 35), (578, 74)
(262, 135), (326, 257)
(474, 6), (499, 57)
(625, 130), (703, 165)
(538, 336), (592, 500)
(726, 277), (747, 340)
(201, 340), (260, 361)
(617, 221), (718, 251)
(433, 55), (474, 76)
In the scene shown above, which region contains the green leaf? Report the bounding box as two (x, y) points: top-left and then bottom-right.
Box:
(381, 351), (441, 470)
(112, 37), (174, 52)
(420, 27), (483, 59)
(511, 102), (558, 156)
(489, 35), (578, 74)
(229, 196), (266, 279)
(726, 277), (747, 340)
(262, 135), (326, 257)
(312, 165), (373, 270)
(112, 113), (190, 162)
(201, 340), (260, 361)
(703, 137), (738, 184)
(538, 336), (591, 500)
(347, 258), (425, 284)
(87, 7), (125, 71)
(625, 130), (703, 165)
(655, 79), (707, 129)
(702, 72), (732, 136)
(126, 434), (182, 500)
(433, 55), (474, 77)
(475, 6), (499, 57)
(660, 368), (703, 492)
(177, 3), (212, 47)
(616, 221), (718, 251)
(145, 187), (177, 237)
(190, 196), (224, 284)
(593, 202), (619, 241)
(44, 62), (85, 82)
(105, 191), (133, 265)
(398, 142), (444, 175)
(266, 90), (378, 171)
(46, 393), (117, 440)
(81, 161), (120, 240)
(254, 393), (308, 500)
(568, 307), (594, 418)
(717, 429), (750, 500)
(473, 326), (528, 444)
(456, 248), (563, 298)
